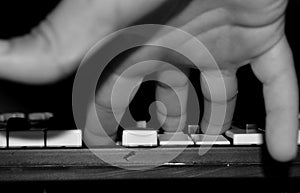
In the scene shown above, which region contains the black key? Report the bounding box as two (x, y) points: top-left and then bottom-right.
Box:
(28, 112), (54, 129)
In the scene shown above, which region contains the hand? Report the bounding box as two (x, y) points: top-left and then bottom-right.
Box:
(0, 0), (298, 162)
(87, 0), (299, 162)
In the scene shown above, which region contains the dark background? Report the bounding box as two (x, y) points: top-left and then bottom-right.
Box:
(0, 0), (298, 130)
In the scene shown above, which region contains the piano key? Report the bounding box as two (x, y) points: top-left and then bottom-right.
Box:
(136, 120), (147, 128)
(0, 131), (6, 148)
(46, 130), (82, 147)
(159, 133), (194, 146)
(28, 112), (54, 129)
(122, 129), (158, 147)
(225, 126), (263, 145)
(0, 112), (25, 122)
(188, 125), (199, 135)
(122, 121), (158, 147)
(9, 131), (45, 147)
(28, 112), (53, 121)
(191, 134), (230, 145)
(245, 124), (258, 130)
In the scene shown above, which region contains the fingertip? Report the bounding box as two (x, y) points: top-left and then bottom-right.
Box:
(267, 140), (298, 162)
(265, 111), (299, 162)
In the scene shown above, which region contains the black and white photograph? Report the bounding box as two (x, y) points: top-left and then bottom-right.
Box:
(0, 0), (299, 192)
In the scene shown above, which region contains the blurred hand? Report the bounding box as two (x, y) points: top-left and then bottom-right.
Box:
(0, 0), (298, 162)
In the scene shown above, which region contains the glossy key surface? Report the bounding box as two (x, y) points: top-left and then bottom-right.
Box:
(191, 134), (230, 145)
(225, 126), (263, 145)
(159, 133), (194, 146)
(46, 130), (82, 147)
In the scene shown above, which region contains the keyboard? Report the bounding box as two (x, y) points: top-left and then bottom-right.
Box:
(0, 112), (82, 148)
(0, 114), (300, 182)
(1, 113), (299, 148)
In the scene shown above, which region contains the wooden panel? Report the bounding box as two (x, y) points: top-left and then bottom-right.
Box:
(0, 146), (299, 181)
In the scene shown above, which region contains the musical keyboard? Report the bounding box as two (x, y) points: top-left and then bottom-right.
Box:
(0, 112), (82, 148)
(0, 113), (300, 183)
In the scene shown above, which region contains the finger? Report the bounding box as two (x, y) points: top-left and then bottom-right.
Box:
(84, 72), (143, 146)
(84, 59), (166, 146)
(251, 36), (299, 162)
(156, 68), (189, 133)
(0, 0), (167, 83)
(200, 70), (238, 135)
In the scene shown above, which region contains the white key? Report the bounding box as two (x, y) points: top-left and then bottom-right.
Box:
(136, 121), (147, 129)
(159, 133), (194, 146)
(191, 134), (230, 145)
(122, 129), (158, 147)
(0, 131), (7, 148)
(46, 130), (82, 147)
(225, 126), (263, 145)
(9, 131), (45, 147)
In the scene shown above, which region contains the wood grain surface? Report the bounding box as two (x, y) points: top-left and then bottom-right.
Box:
(0, 146), (299, 182)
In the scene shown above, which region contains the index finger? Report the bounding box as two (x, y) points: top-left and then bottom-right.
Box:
(251, 36), (299, 162)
